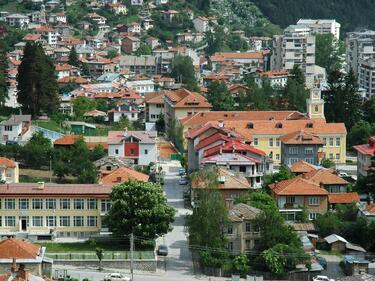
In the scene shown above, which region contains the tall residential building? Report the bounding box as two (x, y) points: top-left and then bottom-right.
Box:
(359, 59), (375, 99)
(297, 19), (341, 39)
(346, 31), (375, 76)
(272, 25), (316, 88)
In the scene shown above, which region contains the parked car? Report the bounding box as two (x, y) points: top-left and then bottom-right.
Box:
(313, 276), (334, 281)
(339, 172), (349, 178)
(179, 178), (188, 185)
(179, 168), (186, 176)
(316, 256), (327, 270)
(157, 244), (168, 256)
(104, 273), (131, 281)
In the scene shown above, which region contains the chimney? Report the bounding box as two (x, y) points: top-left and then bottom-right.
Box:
(37, 182), (45, 190)
(218, 119), (224, 128)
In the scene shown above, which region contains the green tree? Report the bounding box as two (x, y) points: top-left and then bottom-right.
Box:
(363, 97), (375, 124)
(68, 46), (80, 67)
(105, 180), (175, 239)
(237, 192), (278, 212)
(73, 96), (97, 119)
(170, 55), (197, 89)
(347, 121), (375, 148)
(205, 25), (226, 55)
(0, 40), (8, 106)
(106, 49), (119, 59)
(321, 158), (335, 168)
(90, 145), (106, 161)
(95, 247), (103, 270)
(22, 132), (52, 168)
(155, 115), (165, 133)
(263, 164), (294, 186)
(315, 213), (343, 237)
(135, 43), (152, 56)
(17, 43), (59, 117)
(206, 81), (235, 111)
(315, 34), (345, 73)
(232, 255), (249, 276)
(112, 116), (134, 130)
(227, 33), (248, 51)
(283, 65), (309, 112)
(81, 62), (90, 76)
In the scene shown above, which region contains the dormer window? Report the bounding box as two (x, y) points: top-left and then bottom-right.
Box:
(306, 122), (313, 128)
(247, 122), (254, 129)
(276, 123), (283, 128)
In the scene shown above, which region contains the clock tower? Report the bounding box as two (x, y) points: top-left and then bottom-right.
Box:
(306, 88), (325, 119)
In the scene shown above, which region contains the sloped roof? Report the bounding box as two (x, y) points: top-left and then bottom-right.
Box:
(367, 203), (375, 213)
(101, 167), (149, 184)
(194, 132), (231, 150)
(290, 160), (317, 174)
(302, 169), (349, 185)
(269, 177), (329, 196)
(54, 135), (81, 146)
(280, 130), (323, 145)
(0, 238), (40, 259)
(328, 192), (360, 204)
(229, 203), (261, 222)
(203, 139), (266, 157)
(353, 136), (375, 156)
(324, 234), (348, 244)
(108, 131), (157, 144)
(144, 91), (165, 104)
(164, 89), (212, 109)
(202, 152), (261, 165)
(0, 157), (17, 168)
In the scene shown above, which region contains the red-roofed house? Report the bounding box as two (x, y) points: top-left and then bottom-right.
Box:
(0, 157), (19, 183)
(100, 167), (148, 185)
(353, 136), (375, 177)
(121, 36), (140, 53)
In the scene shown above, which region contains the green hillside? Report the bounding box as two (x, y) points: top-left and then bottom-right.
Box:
(250, 0), (375, 34)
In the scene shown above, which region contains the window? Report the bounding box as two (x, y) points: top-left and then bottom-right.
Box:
(115, 149), (119, 155)
(309, 213), (318, 220)
(5, 216), (15, 227)
(253, 138), (258, 146)
(151, 114), (156, 119)
(269, 138), (274, 147)
(329, 138), (334, 146)
(329, 153), (333, 160)
(87, 216), (97, 227)
(106, 166), (111, 171)
(60, 216), (70, 227)
(245, 222), (251, 233)
(46, 199), (56, 210)
(74, 216), (84, 227)
(144, 149), (148, 155)
(305, 147), (313, 155)
(32, 216), (43, 227)
(336, 153), (340, 160)
(305, 158), (314, 164)
(60, 199), (70, 209)
(239, 166), (246, 173)
(46, 216), (56, 227)
(228, 242), (233, 251)
(245, 240), (252, 250)
(289, 147), (298, 154)
(308, 196), (320, 206)
(101, 199), (111, 212)
(19, 199), (29, 210)
(286, 196), (295, 204)
(336, 137), (340, 146)
(276, 154), (280, 161)
(276, 138), (280, 147)
(74, 199), (84, 209)
(227, 224), (233, 234)
(5, 199), (15, 209)
(314, 105), (319, 112)
(87, 199), (97, 210)
(130, 148), (135, 155)
(32, 199), (43, 209)
(323, 137), (327, 147)
(4, 125), (12, 131)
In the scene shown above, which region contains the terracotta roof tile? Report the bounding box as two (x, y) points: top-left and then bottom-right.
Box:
(0, 157), (16, 168)
(164, 89), (211, 109)
(302, 169), (349, 185)
(54, 135), (82, 146)
(367, 203), (375, 213)
(269, 177), (329, 196)
(328, 192), (360, 204)
(101, 167), (149, 184)
(290, 160), (317, 174)
(192, 168), (250, 190)
(144, 91), (165, 104)
(281, 130), (323, 145)
(229, 203), (261, 222)
(0, 238), (40, 259)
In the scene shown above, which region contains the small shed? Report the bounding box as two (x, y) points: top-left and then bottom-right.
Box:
(343, 255), (370, 276)
(68, 121), (96, 135)
(324, 234), (348, 252)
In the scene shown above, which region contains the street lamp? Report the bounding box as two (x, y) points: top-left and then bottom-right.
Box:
(130, 223), (141, 281)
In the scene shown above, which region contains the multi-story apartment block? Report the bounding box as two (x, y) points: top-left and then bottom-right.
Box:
(107, 130), (158, 166)
(6, 14), (30, 28)
(145, 92), (165, 122)
(358, 59), (375, 99)
(346, 31), (375, 76)
(226, 203), (262, 254)
(353, 136), (375, 177)
(254, 70), (289, 89)
(297, 19), (341, 40)
(272, 25), (316, 88)
(0, 182), (112, 240)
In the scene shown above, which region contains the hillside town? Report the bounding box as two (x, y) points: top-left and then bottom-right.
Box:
(0, 1), (374, 281)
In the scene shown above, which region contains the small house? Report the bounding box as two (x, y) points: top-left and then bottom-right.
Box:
(343, 255), (370, 276)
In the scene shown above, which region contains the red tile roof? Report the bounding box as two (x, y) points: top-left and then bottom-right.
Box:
(290, 160), (317, 174)
(302, 169), (348, 185)
(280, 130), (323, 145)
(0, 157), (16, 168)
(0, 238), (40, 259)
(353, 136), (375, 156)
(270, 177), (329, 196)
(164, 89), (212, 109)
(194, 132), (231, 150)
(54, 135), (82, 146)
(367, 203), (375, 213)
(328, 192), (360, 204)
(212, 51), (264, 61)
(258, 69), (289, 78)
(101, 167), (149, 184)
(204, 139), (266, 157)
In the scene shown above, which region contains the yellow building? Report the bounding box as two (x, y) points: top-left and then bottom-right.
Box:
(0, 182), (111, 240)
(181, 89), (347, 164)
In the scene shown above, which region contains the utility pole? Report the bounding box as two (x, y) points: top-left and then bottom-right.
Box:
(130, 233), (134, 281)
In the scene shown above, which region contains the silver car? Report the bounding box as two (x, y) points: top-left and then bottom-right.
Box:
(104, 273), (131, 281)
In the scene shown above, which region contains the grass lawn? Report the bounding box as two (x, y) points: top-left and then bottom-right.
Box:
(37, 241), (127, 252)
(33, 120), (65, 133)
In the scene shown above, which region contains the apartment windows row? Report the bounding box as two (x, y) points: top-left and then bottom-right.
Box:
(322, 137), (341, 147)
(268, 138), (280, 147)
(227, 223), (260, 235)
(0, 215), (98, 228)
(0, 198), (111, 211)
(328, 153), (341, 160)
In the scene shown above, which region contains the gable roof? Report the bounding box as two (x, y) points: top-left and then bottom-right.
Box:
(194, 132), (231, 150)
(0, 238), (40, 259)
(203, 139), (266, 157)
(192, 168), (250, 190)
(0, 157), (17, 168)
(163, 89), (212, 109)
(202, 152), (261, 165)
(328, 192), (360, 204)
(353, 136), (375, 156)
(108, 130), (157, 144)
(280, 130), (323, 145)
(324, 234), (348, 244)
(269, 177), (329, 196)
(302, 169), (349, 185)
(1, 115), (31, 126)
(144, 91), (165, 104)
(101, 167), (149, 184)
(290, 160), (317, 174)
(229, 203), (261, 222)
(54, 135), (82, 146)
(366, 203), (375, 213)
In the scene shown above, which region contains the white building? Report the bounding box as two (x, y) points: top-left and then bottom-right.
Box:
(353, 136), (375, 177)
(145, 92), (165, 122)
(0, 157), (19, 183)
(0, 115), (32, 144)
(125, 79), (155, 95)
(254, 70), (289, 89)
(358, 59), (375, 99)
(108, 104), (139, 123)
(193, 16), (216, 33)
(130, 0), (143, 5)
(297, 19), (341, 40)
(107, 130), (158, 166)
(272, 25), (316, 88)
(6, 14), (30, 28)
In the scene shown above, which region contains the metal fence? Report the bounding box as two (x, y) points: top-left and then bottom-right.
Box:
(46, 251), (154, 260)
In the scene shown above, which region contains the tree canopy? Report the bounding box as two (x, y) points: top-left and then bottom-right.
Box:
(68, 46), (80, 67)
(206, 81), (235, 111)
(0, 40), (8, 107)
(315, 34), (345, 73)
(170, 54), (198, 90)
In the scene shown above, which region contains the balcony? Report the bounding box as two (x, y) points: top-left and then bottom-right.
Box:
(283, 203), (303, 209)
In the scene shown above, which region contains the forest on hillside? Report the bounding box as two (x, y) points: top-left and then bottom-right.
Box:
(250, 0), (375, 35)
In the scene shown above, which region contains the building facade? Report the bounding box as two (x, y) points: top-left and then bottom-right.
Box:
(358, 59), (375, 99)
(0, 157), (19, 184)
(353, 136), (375, 177)
(297, 19), (341, 39)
